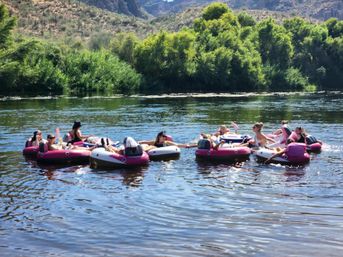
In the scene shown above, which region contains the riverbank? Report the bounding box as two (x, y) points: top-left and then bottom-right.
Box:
(1, 91), (342, 101)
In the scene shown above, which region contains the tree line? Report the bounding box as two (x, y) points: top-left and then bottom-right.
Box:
(1, 3), (342, 96)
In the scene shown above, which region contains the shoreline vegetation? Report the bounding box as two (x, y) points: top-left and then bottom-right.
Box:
(0, 3), (342, 96)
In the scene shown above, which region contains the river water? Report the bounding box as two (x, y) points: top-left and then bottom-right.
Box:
(1, 93), (343, 256)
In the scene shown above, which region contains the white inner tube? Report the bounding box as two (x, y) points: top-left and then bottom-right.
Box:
(148, 146), (180, 157)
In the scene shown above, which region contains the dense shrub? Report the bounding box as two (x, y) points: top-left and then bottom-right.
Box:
(1, 2), (343, 95)
(64, 50), (141, 94)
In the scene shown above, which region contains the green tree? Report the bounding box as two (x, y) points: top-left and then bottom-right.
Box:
(135, 30), (196, 92)
(237, 12), (256, 27)
(194, 47), (233, 91)
(110, 32), (139, 66)
(325, 18), (343, 38)
(202, 2), (229, 21)
(134, 32), (167, 86)
(88, 32), (113, 51)
(0, 39), (67, 95)
(257, 18), (294, 68)
(64, 49), (141, 95)
(0, 4), (16, 49)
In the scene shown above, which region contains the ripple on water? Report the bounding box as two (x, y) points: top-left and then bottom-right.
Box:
(1, 95), (343, 256)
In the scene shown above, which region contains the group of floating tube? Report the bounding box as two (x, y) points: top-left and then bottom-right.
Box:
(23, 133), (322, 168)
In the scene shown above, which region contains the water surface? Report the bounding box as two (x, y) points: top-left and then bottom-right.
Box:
(1, 94), (343, 256)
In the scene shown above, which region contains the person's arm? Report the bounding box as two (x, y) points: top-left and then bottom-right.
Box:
(212, 131), (220, 137)
(264, 149), (285, 164)
(77, 130), (92, 140)
(170, 141), (197, 148)
(138, 140), (155, 145)
(105, 145), (120, 153)
(273, 129), (282, 135)
(49, 144), (62, 151)
(263, 134), (275, 143)
(240, 138), (254, 147)
(213, 140), (225, 150)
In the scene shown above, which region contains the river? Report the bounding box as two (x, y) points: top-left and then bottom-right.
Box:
(1, 93), (343, 256)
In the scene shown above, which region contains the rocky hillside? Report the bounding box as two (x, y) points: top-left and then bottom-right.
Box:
(81, 0), (145, 18)
(140, 0), (343, 20)
(3, 0), (155, 40)
(230, 0), (343, 20)
(0, 0), (327, 44)
(151, 5), (317, 32)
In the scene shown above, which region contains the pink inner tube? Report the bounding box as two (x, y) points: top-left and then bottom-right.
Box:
(196, 147), (251, 161)
(37, 149), (91, 164)
(111, 152), (149, 166)
(23, 146), (39, 156)
(166, 135), (173, 142)
(307, 142), (322, 152)
(23, 141), (85, 157)
(72, 141), (84, 146)
(283, 152), (310, 165)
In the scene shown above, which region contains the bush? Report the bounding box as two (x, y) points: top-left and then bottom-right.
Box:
(265, 66), (312, 91)
(64, 50), (141, 95)
(202, 3), (229, 21)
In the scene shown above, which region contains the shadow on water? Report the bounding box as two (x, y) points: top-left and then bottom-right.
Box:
(26, 155), (148, 187)
(196, 159), (249, 172)
(91, 166), (148, 187)
(283, 169), (306, 182)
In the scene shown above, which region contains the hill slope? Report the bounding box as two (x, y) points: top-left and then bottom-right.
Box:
(150, 6), (316, 32)
(3, 0), (154, 40)
(140, 0), (343, 20)
(1, 0), (322, 43)
(80, 0), (145, 18)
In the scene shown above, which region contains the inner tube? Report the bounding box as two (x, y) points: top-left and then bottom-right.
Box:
(196, 139), (251, 162)
(254, 143), (310, 165)
(219, 134), (252, 144)
(147, 145), (180, 161)
(37, 149), (91, 164)
(305, 135), (322, 152)
(307, 142), (322, 152)
(23, 145), (39, 157)
(90, 147), (149, 169)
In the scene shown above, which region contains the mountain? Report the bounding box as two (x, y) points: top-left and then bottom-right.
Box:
(138, 0), (209, 16)
(230, 0), (343, 20)
(1, 0), (338, 44)
(151, 6), (315, 33)
(80, 0), (146, 18)
(139, 0), (343, 20)
(3, 0), (154, 40)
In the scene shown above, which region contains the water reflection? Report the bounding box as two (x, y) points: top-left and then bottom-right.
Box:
(283, 166), (306, 182)
(92, 167), (148, 187)
(1, 95), (343, 256)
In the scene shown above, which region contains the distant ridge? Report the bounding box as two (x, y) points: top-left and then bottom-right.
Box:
(139, 0), (343, 20)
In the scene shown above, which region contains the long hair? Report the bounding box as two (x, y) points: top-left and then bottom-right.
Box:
(72, 121), (81, 130)
(31, 130), (41, 142)
(155, 131), (165, 144)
